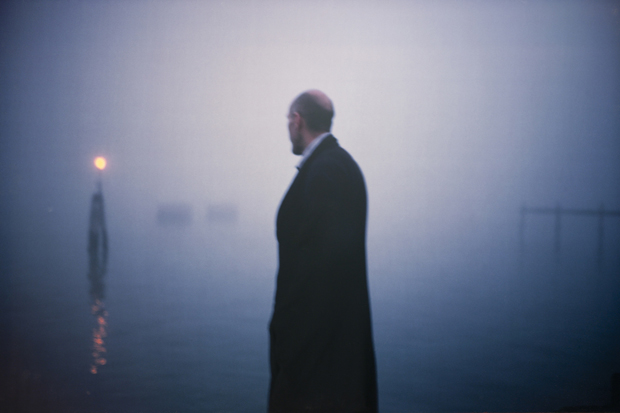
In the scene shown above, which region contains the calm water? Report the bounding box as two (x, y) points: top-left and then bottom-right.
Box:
(2, 210), (619, 412)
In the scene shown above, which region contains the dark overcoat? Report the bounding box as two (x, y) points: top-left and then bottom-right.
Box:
(269, 135), (377, 412)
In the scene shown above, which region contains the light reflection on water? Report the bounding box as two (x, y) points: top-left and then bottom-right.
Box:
(2, 199), (618, 412)
(90, 299), (108, 374)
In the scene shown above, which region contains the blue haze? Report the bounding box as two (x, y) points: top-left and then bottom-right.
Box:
(1, 1), (619, 411)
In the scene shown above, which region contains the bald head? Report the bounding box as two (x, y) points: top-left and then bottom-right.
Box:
(289, 90), (334, 133)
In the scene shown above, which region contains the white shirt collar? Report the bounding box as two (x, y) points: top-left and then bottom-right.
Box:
(296, 132), (331, 170)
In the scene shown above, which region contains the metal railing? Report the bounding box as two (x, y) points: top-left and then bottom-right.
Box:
(519, 203), (620, 270)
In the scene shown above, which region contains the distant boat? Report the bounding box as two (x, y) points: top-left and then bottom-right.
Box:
(157, 203), (193, 226)
(207, 203), (238, 223)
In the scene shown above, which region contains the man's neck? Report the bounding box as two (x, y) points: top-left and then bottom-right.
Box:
(297, 132), (331, 169)
(302, 131), (325, 151)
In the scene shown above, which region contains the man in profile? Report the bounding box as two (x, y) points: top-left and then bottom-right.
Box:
(269, 90), (377, 412)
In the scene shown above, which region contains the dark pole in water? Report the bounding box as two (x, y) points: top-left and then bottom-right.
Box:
(88, 172), (108, 290)
(88, 156), (109, 374)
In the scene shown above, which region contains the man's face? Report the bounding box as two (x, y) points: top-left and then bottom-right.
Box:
(288, 111), (304, 155)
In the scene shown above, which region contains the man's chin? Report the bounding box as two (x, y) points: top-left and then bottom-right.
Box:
(292, 146), (303, 155)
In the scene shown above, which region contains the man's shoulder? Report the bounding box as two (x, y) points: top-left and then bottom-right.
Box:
(306, 141), (364, 185)
(311, 137), (356, 166)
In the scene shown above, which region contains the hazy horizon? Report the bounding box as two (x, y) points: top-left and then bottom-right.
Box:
(1, 1), (619, 411)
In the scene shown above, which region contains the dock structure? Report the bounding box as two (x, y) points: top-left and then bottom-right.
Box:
(519, 203), (620, 271)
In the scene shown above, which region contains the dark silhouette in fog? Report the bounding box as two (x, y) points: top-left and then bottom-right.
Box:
(157, 203), (193, 226)
(88, 181), (108, 297)
(88, 180), (109, 374)
(519, 203), (620, 271)
(269, 91), (377, 412)
(207, 203), (238, 223)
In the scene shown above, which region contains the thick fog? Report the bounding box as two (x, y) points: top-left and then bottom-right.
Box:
(1, 1), (619, 412)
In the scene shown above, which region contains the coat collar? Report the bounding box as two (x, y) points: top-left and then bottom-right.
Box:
(296, 134), (338, 171)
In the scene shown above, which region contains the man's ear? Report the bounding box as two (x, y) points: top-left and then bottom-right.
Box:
(292, 112), (304, 130)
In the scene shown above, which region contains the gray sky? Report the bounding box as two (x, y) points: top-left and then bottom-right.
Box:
(1, 0), (619, 277)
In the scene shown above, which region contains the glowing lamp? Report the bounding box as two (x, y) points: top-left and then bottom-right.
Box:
(94, 157), (107, 170)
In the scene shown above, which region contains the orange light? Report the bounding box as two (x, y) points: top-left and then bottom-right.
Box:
(94, 157), (107, 170)
(90, 298), (108, 374)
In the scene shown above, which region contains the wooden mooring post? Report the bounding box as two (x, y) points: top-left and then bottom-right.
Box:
(519, 203), (620, 271)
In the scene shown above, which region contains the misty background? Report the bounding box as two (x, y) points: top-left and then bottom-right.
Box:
(1, 0), (619, 411)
